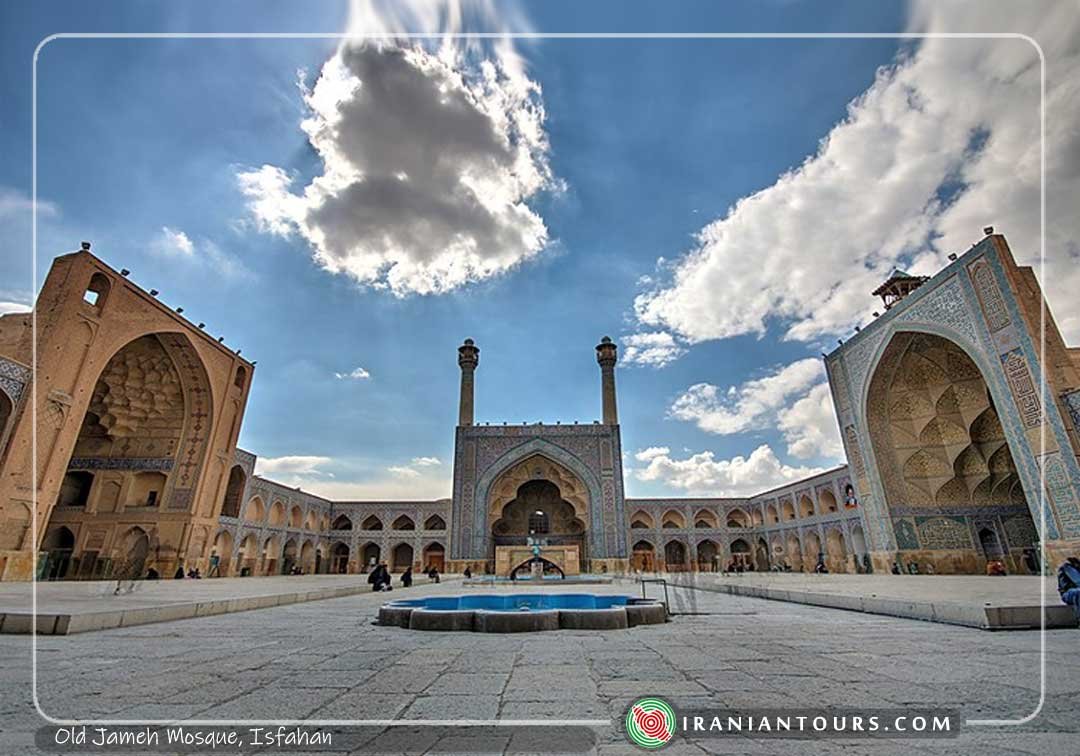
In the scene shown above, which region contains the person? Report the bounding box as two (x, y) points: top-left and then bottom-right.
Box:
(463, 566), (472, 579)
(814, 557), (828, 574)
(427, 566), (441, 583)
(1023, 549), (1041, 575)
(907, 560), (920, 575)
(891, 561), (902, 575)
(145, 566), (159, 580)
(986, 560), (1007, 576)
(368, 563), (391, 591)
(207, 552), (220, 578)
(401, 567), (413, 588)
(174, 566), (185, 579)
(1056, 557), (1080, 621)
(924, 563), (935, 575)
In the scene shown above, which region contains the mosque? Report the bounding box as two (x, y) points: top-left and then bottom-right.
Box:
(1, 231), (1078, 581)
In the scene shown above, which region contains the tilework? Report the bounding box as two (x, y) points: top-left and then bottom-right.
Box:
(1000, 348), (1042, 428)
(67, 457), (174, 472)
(1063, 389), (1080, 431)
(915, 516), (972, 550)
(893, 518), (919, 550)
(0, 356), (30, 404)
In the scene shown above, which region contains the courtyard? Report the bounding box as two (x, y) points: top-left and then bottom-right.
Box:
(0, 579), (1076, 754)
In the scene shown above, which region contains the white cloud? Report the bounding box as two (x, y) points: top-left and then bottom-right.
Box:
(0, 301), (31, 316)
(156, 226), (194, 256)
(670, 358), (824, 435)
(334, 366), (372, 380)
(634, 1), (1080, 345)
(632, 444), (824, 497)
(634, 446), (671, 462)
(254, 455), (333, 476)
(0, 186), (58, 220)
(151, 227), (251, 279)
(388, 455), (443, 478)
(252, 450), (450, 499)
(620, 331), (687, 368)
(300, 473), (450, 501)
(776, 382), (844, 461)
(238, 1), (557, 297)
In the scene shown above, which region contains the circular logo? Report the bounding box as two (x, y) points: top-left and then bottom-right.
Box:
(625, 697), (676, 750)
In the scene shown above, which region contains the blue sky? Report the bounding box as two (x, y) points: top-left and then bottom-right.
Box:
(3, 1), (1075, 500)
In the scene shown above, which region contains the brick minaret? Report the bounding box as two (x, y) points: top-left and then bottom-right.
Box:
(596, 336), (619, 425)
(457, 338), (479, 426)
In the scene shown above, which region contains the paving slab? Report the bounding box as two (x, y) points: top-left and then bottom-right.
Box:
(652, 573), (1076, 630)
(0, 574), (450, 634)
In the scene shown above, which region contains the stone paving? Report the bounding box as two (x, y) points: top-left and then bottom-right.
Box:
(0, 578), (1077, 755)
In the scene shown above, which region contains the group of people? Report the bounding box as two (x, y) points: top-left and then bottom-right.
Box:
(143, 565), (203, 580)
(367, 563), (442, 591)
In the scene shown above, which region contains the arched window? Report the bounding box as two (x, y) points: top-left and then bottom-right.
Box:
(220, 465), (246, 518)
(424, 515), (446, 530)
(234, 365), (247, 389)
(528, 510), (550, 534)
(392, 515), (415, 530)
(660, 510), (685, 529)
(57, 471), (94, 508)
(332, 514), (354, 530)
(83, 272), (110, 310)
(360, 515), (381, 530)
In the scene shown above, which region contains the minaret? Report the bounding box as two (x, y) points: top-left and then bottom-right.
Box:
(596, 336), (619, 425)
(457, 338), (480, 426)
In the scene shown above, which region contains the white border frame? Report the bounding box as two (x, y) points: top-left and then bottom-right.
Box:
(29, 30), (1047, 731)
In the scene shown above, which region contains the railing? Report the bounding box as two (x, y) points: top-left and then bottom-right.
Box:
(639, 577), (671, 614)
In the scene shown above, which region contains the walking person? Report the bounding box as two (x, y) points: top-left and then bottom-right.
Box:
(401, 566), (413, 588)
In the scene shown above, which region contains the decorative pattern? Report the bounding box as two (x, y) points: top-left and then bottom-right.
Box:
(893, 277), (981, 348)
(1062, 389), (1080, 432)
(967, 258), (1011, 332)
(1002, 514), (1038, 548)
(158, 334), (212, 497)
(1000, 349), (1041, 428)
(1039, 452), (1075, 537)
(68, 457), (174, 471)
(0, 356), (30, 403)
(893, 518), (919, 550)
(915, 515), (972, 550)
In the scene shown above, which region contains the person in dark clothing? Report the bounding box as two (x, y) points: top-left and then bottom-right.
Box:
(145, 566), (159, 580)
(401, 567), (413, 588)
(1057, 557), (1080, 621)
(174, 566), (185, 579)
(367, 563), (391, 591)
(427, 566), (440, 583)
(463, 566), (472, 579)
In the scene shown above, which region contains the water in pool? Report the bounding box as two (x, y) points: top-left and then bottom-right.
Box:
(388, 593), (633, 612)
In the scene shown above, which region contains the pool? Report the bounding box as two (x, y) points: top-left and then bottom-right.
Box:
(378, 593), (667, 633)
(388, 593), (632, 611)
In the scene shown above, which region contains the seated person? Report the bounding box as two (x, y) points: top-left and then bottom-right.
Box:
(1057, 557), (1080, 621)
